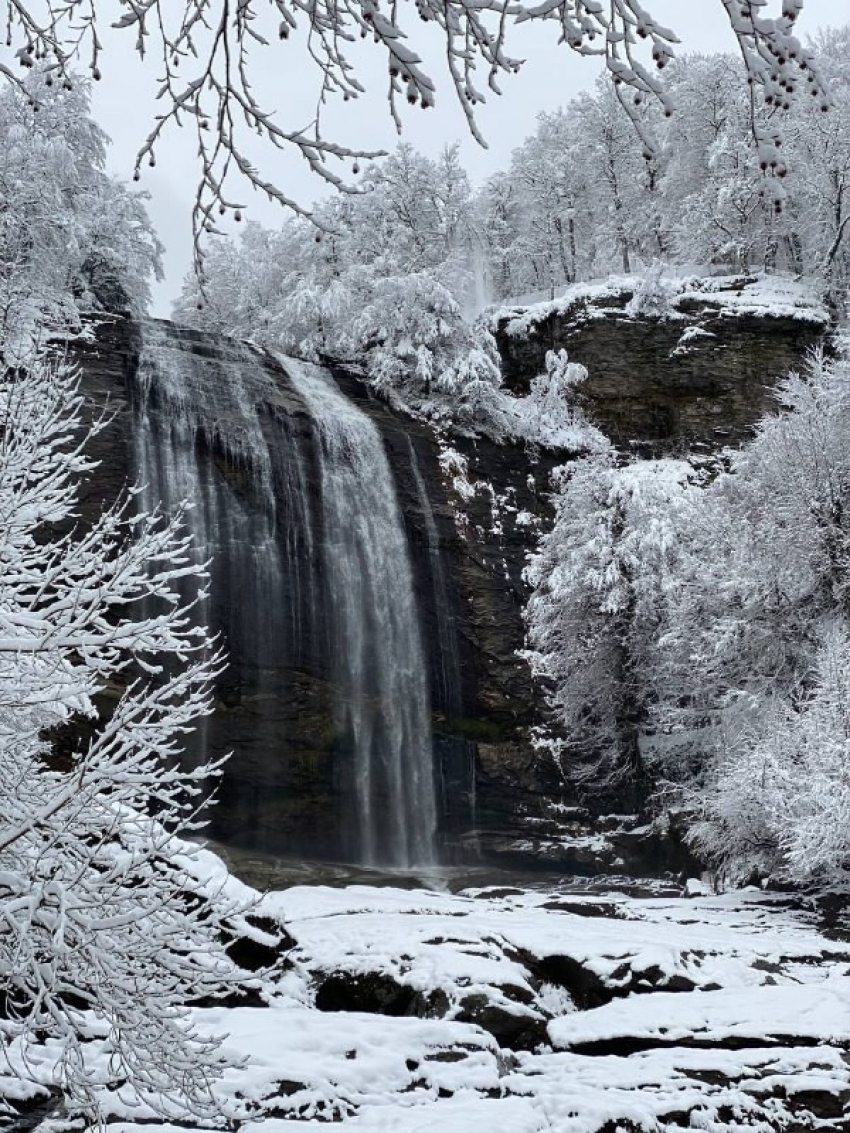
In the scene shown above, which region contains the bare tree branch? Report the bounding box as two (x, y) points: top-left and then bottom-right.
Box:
(0, 0), (829, 265)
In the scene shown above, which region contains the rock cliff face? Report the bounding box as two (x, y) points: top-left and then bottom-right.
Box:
(71, 283), (828, 876)
(71, 317), (557, 867)
(494, 278), (830, 454)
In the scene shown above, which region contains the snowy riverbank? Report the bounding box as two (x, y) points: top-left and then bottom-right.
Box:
(6, 852), (850, 1132)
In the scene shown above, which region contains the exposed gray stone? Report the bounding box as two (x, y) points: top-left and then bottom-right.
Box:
(494, 283), (829, 455)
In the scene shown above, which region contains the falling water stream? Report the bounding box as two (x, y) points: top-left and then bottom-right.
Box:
(133, 324), (295, 776)
(283, 358), (438, 868)
(132, 322), (438, 868)
(407, 436), (479, 851)
(406, 436), (462, 718)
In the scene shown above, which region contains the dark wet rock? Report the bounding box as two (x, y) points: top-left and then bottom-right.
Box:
(532, 954), (613, 1011)
(531, 948), (700, 1011)
(480, 808), (703, 879)
(315, 971), (449, 1019)
(540, 900), (625, 918)
(224, 920), (295, 972)
(456, 993), (548, 1051)
(789, 1086), (850, 1122)
(191, 983), (267, 1010)
(565, 1033), (822, 1057)
(493, 282), (829, 455)
(0, 1092), (60, 1133)
(423, 1050), (466, 1063)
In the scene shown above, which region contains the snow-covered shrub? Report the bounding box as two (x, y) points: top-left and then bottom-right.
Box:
(352, 270), (501, 405)
(524, 453), (696, 797)
(0, 354), (247, 1123)
(689, 621), (850, 886)
(519, 349), (595, 448)
(626, 264), (676, 318)
(0, 69), (161, 357)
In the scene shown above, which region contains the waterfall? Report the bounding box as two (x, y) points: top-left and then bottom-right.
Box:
(283, 358), (438, 869)
(406, 437), (462, 718)
(133, 322), (305, 675)
(407, 436), (479, 855)
(132, 324), (439, 867)
(132, 321), (321, 815)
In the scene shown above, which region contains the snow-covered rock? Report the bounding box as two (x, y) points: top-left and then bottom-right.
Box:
(9, 870), (850, 1132)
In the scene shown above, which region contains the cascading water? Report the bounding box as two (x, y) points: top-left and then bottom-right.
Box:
(132, 322), (322, 840)
(132, 322), (439, 867)
(406, 437), (462, 717)
(283, 358), (438, 869)
(133, 322), (307, 678)
(407, 436), (479, 854)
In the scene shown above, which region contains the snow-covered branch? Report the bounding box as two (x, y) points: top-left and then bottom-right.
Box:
(0, 354), (252, 1125)
(0, 1), (827, 252)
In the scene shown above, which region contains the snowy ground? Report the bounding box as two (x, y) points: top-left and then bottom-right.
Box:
(6, 861), (850, 1132)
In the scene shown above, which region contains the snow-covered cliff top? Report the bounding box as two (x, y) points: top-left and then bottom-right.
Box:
(491, 273), (831, 339)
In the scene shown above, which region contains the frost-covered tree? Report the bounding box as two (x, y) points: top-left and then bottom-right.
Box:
(480, 86), (662, 296)
(489, 109), (592, 297)
(661, 55), (775, 271)
(524, 453), (696, 801)
(355, 144), (475, 279)
(520, 349), (591, 446)
(784, 28), (850, 290)
(0, 354), (248, 1124)
(690, 621), (850, 886)
(351, 270), (501, 410)
(177, 145), (502, 419)
(0, 1), (826, 246)
(0, 69), (162, 355)
(526, 346), (850, 881)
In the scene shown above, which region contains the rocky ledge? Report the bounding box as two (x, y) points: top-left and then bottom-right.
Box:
(492, 274), (830, 455)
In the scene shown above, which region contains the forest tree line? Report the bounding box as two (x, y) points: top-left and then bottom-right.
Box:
(176, 27), (850, 427)
(183, 26), (850, 334)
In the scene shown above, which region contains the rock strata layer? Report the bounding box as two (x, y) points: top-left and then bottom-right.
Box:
(493, 277), (829, 454)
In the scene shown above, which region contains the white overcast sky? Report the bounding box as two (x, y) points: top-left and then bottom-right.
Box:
(79, 0), (847, 315)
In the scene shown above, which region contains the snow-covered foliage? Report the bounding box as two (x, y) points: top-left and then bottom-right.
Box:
(0, 70), (161, 356)
(625, 263), (676, 318)
(520, 349), (590, 447)
(0, 355), (253, 1124)
(349, 271), (503, 420)
(480, 35), (850, 305)
(524, 454), (698, 798)
(690, 622), (850, 886)
(176, 146), (513, 429)
(0, 2), (825, 246)
(175, 152), (608, 450)
(493, 270), (828, 342)
(526, 344), (850, 886)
